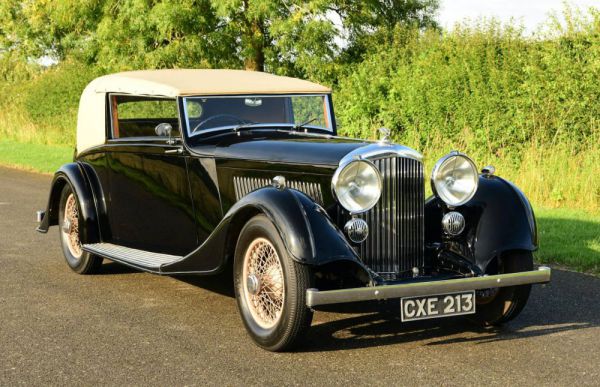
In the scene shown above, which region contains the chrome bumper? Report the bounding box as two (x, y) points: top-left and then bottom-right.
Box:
(306, 266), (551, 308)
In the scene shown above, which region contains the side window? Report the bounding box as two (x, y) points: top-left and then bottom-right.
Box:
(110, 95), (179, 139)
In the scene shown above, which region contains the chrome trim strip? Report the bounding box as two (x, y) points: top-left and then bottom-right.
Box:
(338, 143), (423, 166)
(305, 266), (551, 307)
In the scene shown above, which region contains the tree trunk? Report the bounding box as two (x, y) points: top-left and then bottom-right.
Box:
(244, 19), (265, 72)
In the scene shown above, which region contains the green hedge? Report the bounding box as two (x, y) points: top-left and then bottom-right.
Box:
(0, 61), (101, 145)
(335, 17), (600, 212)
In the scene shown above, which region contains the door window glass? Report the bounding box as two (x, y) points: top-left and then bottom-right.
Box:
(110, 95), (179, 139)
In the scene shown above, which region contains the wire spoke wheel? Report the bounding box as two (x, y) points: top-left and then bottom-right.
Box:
(242, 237), (285, 329)
(61, 193), (82, 259)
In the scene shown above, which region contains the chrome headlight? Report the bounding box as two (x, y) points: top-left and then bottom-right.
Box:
(332, 160), (382, 214)
(431, 152), (479, 206)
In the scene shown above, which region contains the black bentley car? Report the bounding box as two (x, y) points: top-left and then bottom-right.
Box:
(37, 69), (551, 351)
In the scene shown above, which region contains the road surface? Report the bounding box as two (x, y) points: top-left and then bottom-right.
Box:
(1, 166), (598, 385)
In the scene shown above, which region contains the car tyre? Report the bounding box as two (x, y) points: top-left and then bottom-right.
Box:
(473, 251), (533, 325)
(58, 184), (102, 274)
(234, 214), (313, 352)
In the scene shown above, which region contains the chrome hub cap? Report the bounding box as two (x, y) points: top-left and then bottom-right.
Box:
(242, 237), (285, 329)
(62, 193), (82, 259)
(62, 219), (71, 233)
(246, 274), (261, 295)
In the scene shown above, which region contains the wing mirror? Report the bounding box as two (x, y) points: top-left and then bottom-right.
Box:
(155, 122), (172, 137)
(155, 122), (181, 145)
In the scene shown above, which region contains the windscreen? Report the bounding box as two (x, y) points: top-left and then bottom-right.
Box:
(184, 94), (332, 136)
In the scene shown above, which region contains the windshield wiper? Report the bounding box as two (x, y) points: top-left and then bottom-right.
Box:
(232, 119), (318, 133)
(232, 121), (260, 132)
(293, 117), (317, 131)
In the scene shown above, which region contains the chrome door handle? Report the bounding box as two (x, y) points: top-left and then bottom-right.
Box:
(165, 147), (184, 154)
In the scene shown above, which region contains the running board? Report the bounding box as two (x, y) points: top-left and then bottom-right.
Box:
(82, 243), (183, 272)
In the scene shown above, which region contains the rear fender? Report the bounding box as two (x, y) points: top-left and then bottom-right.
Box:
(37, 163), (101, 244)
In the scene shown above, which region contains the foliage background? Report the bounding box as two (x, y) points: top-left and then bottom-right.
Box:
(0, 2), (598, 214)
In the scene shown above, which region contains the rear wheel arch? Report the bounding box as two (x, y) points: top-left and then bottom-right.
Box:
(39, 163), (101, 244)
(45, 175), (69, 228)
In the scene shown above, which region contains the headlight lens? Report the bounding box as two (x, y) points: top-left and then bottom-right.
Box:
(333, 160), (382, 213)
(431, 152), (479, 206)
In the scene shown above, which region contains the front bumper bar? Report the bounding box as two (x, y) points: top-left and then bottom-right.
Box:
(306, 266), (551, 308)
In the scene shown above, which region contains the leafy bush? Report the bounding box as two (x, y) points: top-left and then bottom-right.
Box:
(0, 61), (101, 144)
(335, 12), (600, 212)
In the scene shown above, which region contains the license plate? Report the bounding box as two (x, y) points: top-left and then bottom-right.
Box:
(400, 291), (476, 322)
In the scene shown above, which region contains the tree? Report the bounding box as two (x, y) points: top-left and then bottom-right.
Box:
(211, 0), (439, 79)
(0, 0), (439, 81)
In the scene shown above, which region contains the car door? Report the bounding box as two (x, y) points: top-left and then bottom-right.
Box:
(104, 94), (197, 256)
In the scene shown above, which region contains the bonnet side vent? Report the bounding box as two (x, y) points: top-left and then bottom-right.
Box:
(233, 176), (324, 205)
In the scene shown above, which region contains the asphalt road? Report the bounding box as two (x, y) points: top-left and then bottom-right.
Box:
(1, 166), (599, 386)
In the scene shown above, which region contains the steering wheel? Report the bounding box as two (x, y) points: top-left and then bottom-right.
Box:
(191, 114), (249, 133)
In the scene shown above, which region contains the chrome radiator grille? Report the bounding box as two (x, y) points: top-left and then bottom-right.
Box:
(357, 157), (424, 279)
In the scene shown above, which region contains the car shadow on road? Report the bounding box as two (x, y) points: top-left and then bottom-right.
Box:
(297, 269), (599, 352)
(99, 261), (139, 275)
(99, 260), (237, 297)
(173, 265), (236, 297)
(99, 260), (598, 353)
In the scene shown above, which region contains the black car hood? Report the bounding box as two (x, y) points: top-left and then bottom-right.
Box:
(206, 131), (369, 167)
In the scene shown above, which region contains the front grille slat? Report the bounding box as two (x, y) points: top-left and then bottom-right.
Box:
(357, 156), (424, 279)
(233, 176), (324, 205)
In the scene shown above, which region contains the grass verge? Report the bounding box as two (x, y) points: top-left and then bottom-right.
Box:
(536, 208), (600, 275)
(0, 141), (597, 275)
(0, 140), (72, 174)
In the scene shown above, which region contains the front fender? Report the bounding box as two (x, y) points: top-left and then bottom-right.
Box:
(36, 163), (101, 244)
(227, 186), (360, 265)
(426, 175), (537, 273)
(162, 186), (365, 274)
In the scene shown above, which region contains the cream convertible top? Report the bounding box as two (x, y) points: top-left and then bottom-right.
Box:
(76, 69), (331, 154)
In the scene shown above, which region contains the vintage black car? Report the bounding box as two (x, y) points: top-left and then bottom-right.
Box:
(37, 69), (551, 351)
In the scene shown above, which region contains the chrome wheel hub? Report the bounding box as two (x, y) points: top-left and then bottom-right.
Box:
(62, 219), (71, 233)
(62, 193), (82, 259)
(242, 237), (285, 329)
(246, 273), (261, 295)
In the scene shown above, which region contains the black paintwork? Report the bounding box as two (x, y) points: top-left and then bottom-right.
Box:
(103, 142), (197, 255)
(161, 186), (370, 276)
(211, 131), (366, 166)
(425, 175), (538, 275)
(38, 94), (538, 285)
(37, 163), (101, 245)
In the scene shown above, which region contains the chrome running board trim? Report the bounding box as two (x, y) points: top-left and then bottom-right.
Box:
(306, 266), (551, 308)
(82, 243), (182, 272)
